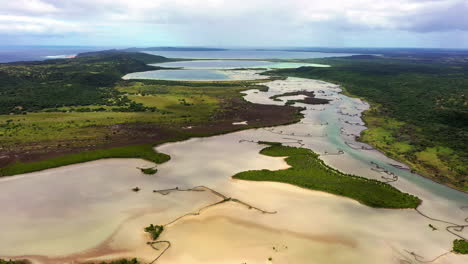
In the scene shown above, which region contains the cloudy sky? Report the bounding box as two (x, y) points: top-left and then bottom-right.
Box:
(1, 0), (467, 48)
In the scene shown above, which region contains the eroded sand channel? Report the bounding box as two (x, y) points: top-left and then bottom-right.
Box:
(0, 73), (467, 264)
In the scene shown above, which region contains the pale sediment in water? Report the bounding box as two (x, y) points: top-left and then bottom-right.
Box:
(1, 72), (467, 264)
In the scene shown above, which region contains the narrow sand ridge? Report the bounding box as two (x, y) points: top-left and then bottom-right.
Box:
(0, 73), (467, 264)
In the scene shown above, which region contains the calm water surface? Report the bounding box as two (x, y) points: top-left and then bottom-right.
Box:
(123, 69), (230, 81)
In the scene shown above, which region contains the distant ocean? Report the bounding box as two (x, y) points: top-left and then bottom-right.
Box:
(0, 46), (106, 63)
(144, 50), (356, 59)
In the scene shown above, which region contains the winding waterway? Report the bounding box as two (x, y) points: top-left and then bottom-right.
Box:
(0, 56), (467, 264)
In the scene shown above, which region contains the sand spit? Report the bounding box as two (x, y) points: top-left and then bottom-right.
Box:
(1, 73), (467, 264)
(232, 121), (248, 125)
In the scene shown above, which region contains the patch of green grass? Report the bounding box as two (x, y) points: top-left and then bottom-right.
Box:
(453, 239), (468, 254)
(0, 144), (169, 177)
(392, 142), (414, 154)
(415, 147), (454, 174)
(0, 112), (161, 144)
(128, 93), (218, 122)
(144, 224), (164, 240)
(233, 143), (421, 208)
(41, 105), (115, 112)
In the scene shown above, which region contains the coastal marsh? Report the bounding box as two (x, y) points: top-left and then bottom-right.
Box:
(0, 50), (466, 264)
(1, 75), (466, 264)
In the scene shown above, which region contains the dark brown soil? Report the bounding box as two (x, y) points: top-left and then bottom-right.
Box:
(300, 97), (330, 105)
(0, 97), (302, 168)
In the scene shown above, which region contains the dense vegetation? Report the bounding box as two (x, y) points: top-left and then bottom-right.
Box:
(453, 239), (468, 254)
(144, 224), (164, 240)
(267, 56), (468, 191)
(233, 142), (421, 208)
(0, 144), (169, 176)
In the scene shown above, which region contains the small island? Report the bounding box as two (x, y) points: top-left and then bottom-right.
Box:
(270, 90), (330, 105)
(233, 142), (421, 209)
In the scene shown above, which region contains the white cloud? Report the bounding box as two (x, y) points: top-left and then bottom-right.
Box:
(0, 15), (85, 34)
(0, 0), (58, 14)
(37, 0), (466, 32)
(0, 0), (466, 45)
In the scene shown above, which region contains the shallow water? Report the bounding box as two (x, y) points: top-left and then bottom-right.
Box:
(123, 69), (230, 81)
